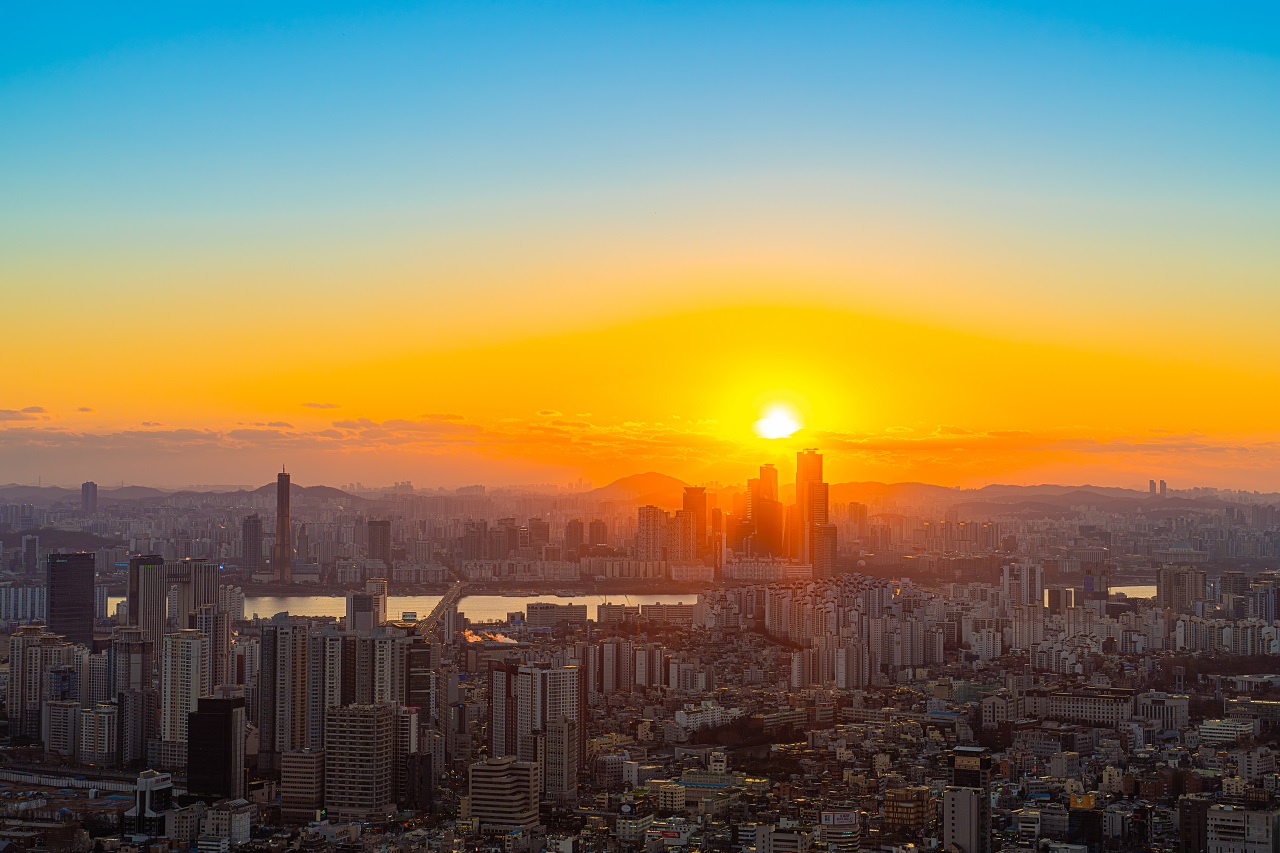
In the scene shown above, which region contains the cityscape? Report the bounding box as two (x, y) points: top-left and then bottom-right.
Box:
(4, 3), (1280, 853)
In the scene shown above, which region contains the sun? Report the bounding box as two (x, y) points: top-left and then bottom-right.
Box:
(754, 404), (802, 439)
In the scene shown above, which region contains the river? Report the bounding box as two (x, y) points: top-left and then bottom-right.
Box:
(108, 592), (700, 623)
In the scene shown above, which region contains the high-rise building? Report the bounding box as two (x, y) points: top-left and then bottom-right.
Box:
(81, 481), (97, 515)
(564, 519), (585, 555)
(489, 662), (585, 779)
(281, 748), (325, 824)
(241, 514), (264, 571)
(257, 619), (309, 771)
(682, 487), (708, 556)
(468, 756), (540, 833)
(7, 625), (75, 741)
(46, 552), (95, 647)
(944, 746), (992, 853)
(324, 704), (396, 822)
(196, 604), (232, 689)
(160, 629), (208, 744)
(1158, 566), (1208, 615)
(588, 518), (608, 548)
(368, 519), (392, 566)
(127, 557), (218, 644)
(187, 687), (246, 800)
(273, 470), (292, 583)
(794, 449), (829, 565)
(636, 506), (667, 561)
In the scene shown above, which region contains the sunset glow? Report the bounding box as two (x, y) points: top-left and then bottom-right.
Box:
(2, 4), (1278, 490)
(754, 406), (802, 440)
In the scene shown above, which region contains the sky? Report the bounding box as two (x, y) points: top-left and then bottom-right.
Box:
(2, 2), (1279, 490)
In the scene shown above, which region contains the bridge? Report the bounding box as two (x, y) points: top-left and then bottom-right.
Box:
(418, 580), (466, 634)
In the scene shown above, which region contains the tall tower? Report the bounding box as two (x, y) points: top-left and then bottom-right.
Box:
(47, 552), (95, 647)
(274, 470), (292, 582)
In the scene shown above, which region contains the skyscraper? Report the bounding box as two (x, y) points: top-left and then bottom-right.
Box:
(489, 662), (585, 783)
(682, 487), (708, 557)
(160, 629), (208, 744)
(564, 518), (585, 556)
(273, 469), (292, 582)
(795, 449), (828, 565)
(46, 552), (95, 647)
(368, 519), (392, 566)
(187, 686), (246, 800)
(81, 481), (97, 515)
(241, 514), (263, 571)
(127, 557), (219, 644)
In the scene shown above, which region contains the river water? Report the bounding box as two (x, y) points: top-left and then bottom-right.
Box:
(109, 585), (1158, 622)
(108, 593), (700, 623)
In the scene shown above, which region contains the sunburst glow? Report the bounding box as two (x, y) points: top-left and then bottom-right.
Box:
(754, 405), (802, 439)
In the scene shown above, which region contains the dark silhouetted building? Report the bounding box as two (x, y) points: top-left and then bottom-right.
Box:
(187, 687), (246, 800)
(81, 481), (97, 515)
(241, 514), (263, 571)
(47, 552), (95, 647)
(368, 519), (392, 566)
(273, 470), (292, 582)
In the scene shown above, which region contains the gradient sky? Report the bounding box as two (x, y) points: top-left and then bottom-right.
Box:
(3, 2), (1279, 490)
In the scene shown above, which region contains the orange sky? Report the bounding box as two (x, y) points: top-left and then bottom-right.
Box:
(3, 4), (1279, 490)
(5, 303), (1280, 490)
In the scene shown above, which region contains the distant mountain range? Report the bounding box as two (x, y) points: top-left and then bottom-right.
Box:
(0, 475), (1267, 514)
(0, 481), (361, 506)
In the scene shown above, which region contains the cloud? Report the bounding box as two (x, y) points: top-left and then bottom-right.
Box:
(77, 407), (93, 412)
(21, 406), (47, 413)
(140, 421), (164, 427)
(886, 426), (914, 433)
(537, 410), (562, 417)
(266, 421), (293, 428)
(303, 402), (339, 409)
(419, 413), (465, 421)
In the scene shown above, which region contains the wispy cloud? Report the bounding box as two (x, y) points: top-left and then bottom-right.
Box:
(303, 402), (339, 409)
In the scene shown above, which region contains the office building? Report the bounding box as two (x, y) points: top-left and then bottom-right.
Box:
(324, 704), (396, 822)
(468, 756), (540, 833)
(367, 519), (392, 566)
(187, 687), (246, 801)
(280, 748), (325, 824)
(81, 481), (97, 515)
(241, 514), (263, 571)
(125, 771), (174, 836)
(46, 552), (95, 647)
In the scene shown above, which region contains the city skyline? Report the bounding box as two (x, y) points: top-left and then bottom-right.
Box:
(4, 4), (1280, 490)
